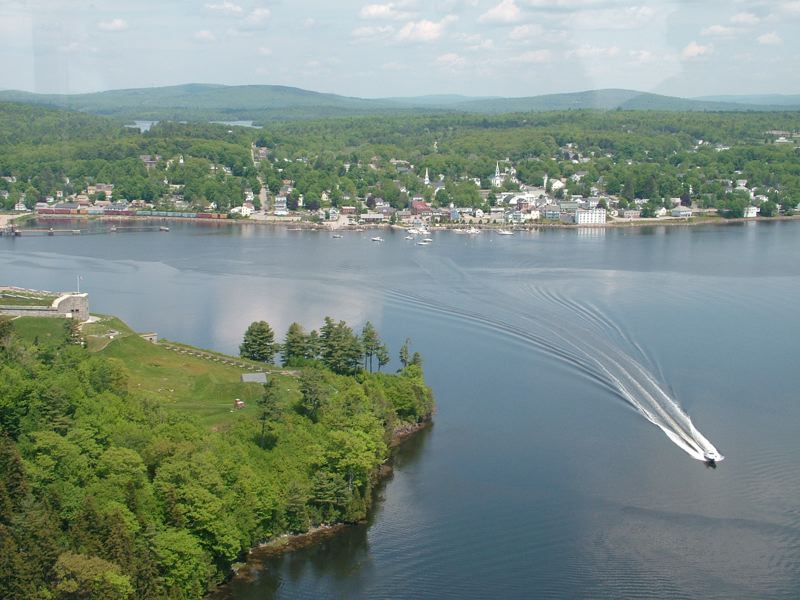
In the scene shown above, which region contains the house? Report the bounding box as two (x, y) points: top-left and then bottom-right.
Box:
(139, 154), (161, 169)
(360, 212), (385, 223)
(328, 207), (340, 221)
(340, 206), (357, 215)
(672, 207), (692, 218)
(14, 201), (27, 211)
(622, 209), (641, 219)
(274, 196), (288, 215)
(411, 200), (432, 216)
(230, 205), (253, 217)
(574, 208), (606, 225)
(744, 205), (759, 218)
(543, 205), (561, 220)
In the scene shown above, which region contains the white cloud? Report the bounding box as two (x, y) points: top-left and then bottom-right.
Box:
(257, 46), (272, 55)
(628, 49), (653, 65)
(479, 0), (521, 24)
(525, 0), (607, 8)
(780, 1), (800, 15)
(303, 18), (316, 29)
(436, 52), (466, 69)
(568, 6), (655, 30)
(97, 18), (127, 32)
(243, 7), (271, 27)
(360, 3), (414, 21)
(395, 16), (456, 42)
(757, 31), (782, 45)
(381, 61), (409, 71)
(205, 1), (243, 16)
(730, 12), (760, 25)
(512, 49), (552, 63)
(194, 30), (217, 43)
(566, 44), (620, 59)
(509, 24), (543, 39)
(701, 24), (737, 37)
(351, 25), (394, 39)
(680, 41), (712, 60)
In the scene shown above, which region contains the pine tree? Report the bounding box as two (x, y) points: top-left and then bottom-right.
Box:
(282, 322), (308, 366)
(360, 321), (381, 372)
(240, 321), (278, 363)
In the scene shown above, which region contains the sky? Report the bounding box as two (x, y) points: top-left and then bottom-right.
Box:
(1, 0), (798, 98)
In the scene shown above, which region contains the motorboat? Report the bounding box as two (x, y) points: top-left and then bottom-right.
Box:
(371, 236), (384, 242)
(331, 234), (343, 238)
(416, 240), (430, 246)
(466, 226), (481, 234)
(703, 450), (723, 464)
(497, 229), (514, 235)
(404, 235), (414, 240)
(422, 237), (433, 242)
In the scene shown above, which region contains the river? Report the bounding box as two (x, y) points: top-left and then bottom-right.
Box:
(3, 220), (800, 599)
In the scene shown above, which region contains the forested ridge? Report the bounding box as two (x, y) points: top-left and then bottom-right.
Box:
(0, 316), (433, 599)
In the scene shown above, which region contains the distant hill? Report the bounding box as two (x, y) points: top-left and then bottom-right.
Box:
(694, 94), (800, 107)
(0, 84), (797, 123)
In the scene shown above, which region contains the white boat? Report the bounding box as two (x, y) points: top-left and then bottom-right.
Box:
(332, 234), (343, 238)
(497, 229), (514, 236)
(466, 226), (481, 235)
(407, 227), (420, 235)
(371, 236), (384, 242)
(416, 240), (430, 246)
(452, 228), (466, 233)
(404, 235), (414, 240)
(422, 237), (433, 242)
(704, 450), (724, 464)
(418, 228), (430, 235)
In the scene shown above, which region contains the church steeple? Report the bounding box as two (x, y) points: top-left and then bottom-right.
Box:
(424, 168), (430, 186)
(495, 161), (500, 177)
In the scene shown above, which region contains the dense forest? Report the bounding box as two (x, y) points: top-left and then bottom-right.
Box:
(1, 102), (799, 216)
(0, 315), (433, 599)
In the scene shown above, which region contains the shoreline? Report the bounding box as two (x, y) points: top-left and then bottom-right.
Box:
(206, 417), (432, 597)
(19, 212), (800, 233)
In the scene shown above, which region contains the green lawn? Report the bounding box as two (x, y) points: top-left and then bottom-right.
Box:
(97, 328), (292, 428)
(10, 316), (67, 345)
(0, 294), (57, 307)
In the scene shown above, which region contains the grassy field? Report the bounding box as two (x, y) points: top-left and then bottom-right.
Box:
(0, 294), (57, 307)
(92, 317), (295, 428)
(9, 314), (298, 429)
(10, 316), (67, 345)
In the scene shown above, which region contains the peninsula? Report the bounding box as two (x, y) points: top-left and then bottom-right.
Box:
(0, 307), (433, 599)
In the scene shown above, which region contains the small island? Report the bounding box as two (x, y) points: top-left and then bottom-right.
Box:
(0, 307), (433, 599)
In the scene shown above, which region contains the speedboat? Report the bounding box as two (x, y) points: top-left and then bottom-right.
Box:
(371, 236), (384, 242)
(331, 234), (343, 238)
(497, 229), (514, 235)
(416, 240), (430, 246)
(422, 237), (433, 242)
(703, 450), (723, 464)
(404, 235), (414, 240)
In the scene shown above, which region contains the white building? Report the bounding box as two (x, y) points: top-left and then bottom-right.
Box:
(671, 207), (692, 218)
(744, 205), (759, 218)
(574, 208), (606, 225)
(230, 205), (253, 217)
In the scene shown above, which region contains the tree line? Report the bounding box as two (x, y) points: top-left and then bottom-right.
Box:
(240, 318), (422, 375)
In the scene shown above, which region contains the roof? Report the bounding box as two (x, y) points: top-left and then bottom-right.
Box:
(241, 372), (268, 383)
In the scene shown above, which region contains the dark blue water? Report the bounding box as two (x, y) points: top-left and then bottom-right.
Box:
(3, 220), (800, 599)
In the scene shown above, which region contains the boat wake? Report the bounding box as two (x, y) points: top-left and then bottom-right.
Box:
(384, 280), (723, 463)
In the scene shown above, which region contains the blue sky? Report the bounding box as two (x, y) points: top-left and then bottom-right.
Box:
(1, 0), (797, 97)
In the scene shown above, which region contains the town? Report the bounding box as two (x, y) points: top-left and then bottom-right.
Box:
(2, 106), (798, 232)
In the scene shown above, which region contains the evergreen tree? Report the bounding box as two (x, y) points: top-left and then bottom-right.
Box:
(257, 379), (281, 448)
(298, 369), (326, 422)
(240, 321), (278, 363)
(360, 321), (381, 372)
(282, 322), (309, 366)
(399, 338), (410, 369)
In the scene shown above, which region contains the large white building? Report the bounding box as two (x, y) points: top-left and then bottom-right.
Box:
(574, 208), (606, 225)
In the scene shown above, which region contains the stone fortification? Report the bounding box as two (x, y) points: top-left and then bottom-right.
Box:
(0, 287), (90, 321)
